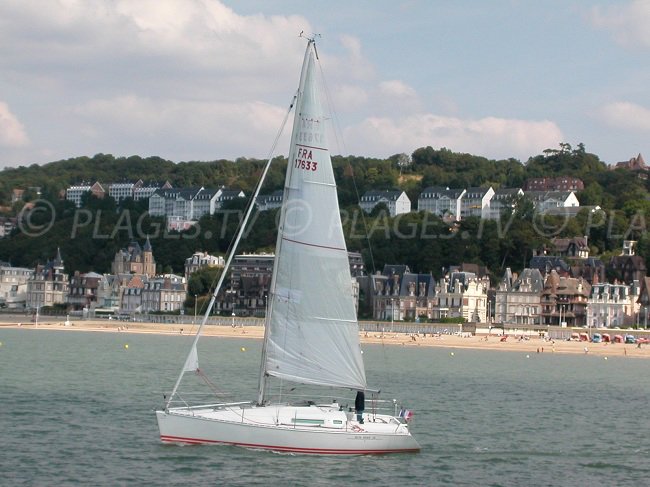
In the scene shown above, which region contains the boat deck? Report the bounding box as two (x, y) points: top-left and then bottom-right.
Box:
(168, 402), (408, 435)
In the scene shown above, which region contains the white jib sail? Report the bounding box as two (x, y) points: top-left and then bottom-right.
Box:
(263, 42), (367, 391)
(182, 344), (199, 373)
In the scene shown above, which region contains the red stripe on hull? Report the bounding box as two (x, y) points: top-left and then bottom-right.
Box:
(160, 435), (419, 455)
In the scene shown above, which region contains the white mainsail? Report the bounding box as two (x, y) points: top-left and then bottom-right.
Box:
(260, 42), (367, 392)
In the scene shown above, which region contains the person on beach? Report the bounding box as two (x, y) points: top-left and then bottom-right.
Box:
(355, 390), (365, 424)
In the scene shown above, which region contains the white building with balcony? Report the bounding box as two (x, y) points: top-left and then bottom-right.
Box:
(487, 188), (524, 219)
(360, 190), (411, 216)
(25, 249), (69, 310)
(460, 187), (495, 219)
(524, 191), (580, 214)
(0, 264), (33, 308)
(184, 251), (225, 280)
(141, 274), (186, 313)
(587, 281), (639, 328)
(257, 190), (284, 211)
(109, 182), (138, 203)
(148, 187), (245, 224)
(495, 268), (544, 325)
(433, 271), (490, 323)
(417, 187), (466, 221)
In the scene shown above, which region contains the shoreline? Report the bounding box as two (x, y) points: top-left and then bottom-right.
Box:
(2, 320), (649, 359)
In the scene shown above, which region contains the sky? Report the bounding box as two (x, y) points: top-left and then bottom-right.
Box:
(1, 0), (650, 169)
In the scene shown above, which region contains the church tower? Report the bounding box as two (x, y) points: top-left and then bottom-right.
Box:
(143, 236), (156, 277)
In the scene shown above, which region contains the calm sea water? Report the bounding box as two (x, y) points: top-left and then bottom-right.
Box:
(2, 328), (649, 486)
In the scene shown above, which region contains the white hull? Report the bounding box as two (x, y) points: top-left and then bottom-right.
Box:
(156, 402), (420, 455)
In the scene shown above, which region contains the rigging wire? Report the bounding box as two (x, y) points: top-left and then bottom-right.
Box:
(165, 92), (298, 409)
(202, 94), (297, 315)
(318, 50), (392, 383)
(196, 369), (235, 401)
(317, 60), (377, 275)
(183, 96), (295, 338)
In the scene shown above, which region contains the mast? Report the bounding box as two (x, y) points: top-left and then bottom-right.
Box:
(257, 39), (317, 406)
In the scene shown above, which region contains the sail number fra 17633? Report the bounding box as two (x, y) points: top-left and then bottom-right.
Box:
(294, 147), (318, 171)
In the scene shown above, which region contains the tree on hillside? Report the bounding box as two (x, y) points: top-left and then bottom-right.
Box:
(525, 142), (607, 182)
(187, 266), (224, 298)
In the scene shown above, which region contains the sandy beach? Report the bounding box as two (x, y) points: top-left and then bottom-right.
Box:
(2, 318), (649, 359)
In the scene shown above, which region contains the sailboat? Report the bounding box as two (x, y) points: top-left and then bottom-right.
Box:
(156, 38), (420, 455)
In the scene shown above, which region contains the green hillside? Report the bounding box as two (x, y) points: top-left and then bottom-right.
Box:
(0, 143), (648, 280)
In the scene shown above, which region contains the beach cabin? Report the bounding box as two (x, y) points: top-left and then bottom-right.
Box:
(592, 333), (602, 343)
(579, 332), (589, 342)
(625, 334), (636, 344)
(613, 334), (624, 343)
(602, 333), (611, 343)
